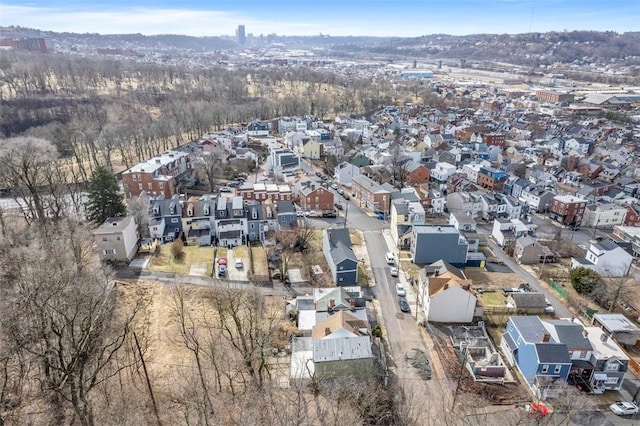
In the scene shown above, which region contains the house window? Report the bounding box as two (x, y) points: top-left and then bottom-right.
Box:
(102, 237), (108, 242)
(579, 350), (588, 358)
(132, 174), (137, 181)
(554, 365), (561, 374)
(103, 249), (115, 255)
(606, 363), (619, 371)
(171, 218), (179, 224)
(541, 365), (549, 373)
(148, 183), (153, 190)
(138, 183), (143, 191)
(159, 182), (164, 189)
(605, 377), (619, 385)
(116, 236), (121, 241)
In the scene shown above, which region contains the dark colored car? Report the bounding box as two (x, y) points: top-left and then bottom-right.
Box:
(334, 203), (343, 210)
(324, 211), (337, 218)
(399, 297), (410, 313)
(315, 171), (322, 177)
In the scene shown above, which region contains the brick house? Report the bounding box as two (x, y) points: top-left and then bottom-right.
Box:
(549, 195), (587, 226)
(623, 204), (640, 226)
(237, 182), (293, 203)
(483, 133), (505, 149)
(402, 161), (430, 185)
(122, 151), (190, 199)
(295, 179), (334, 212)
(477, 167), (507, 192)
(352, 174), (391, 214)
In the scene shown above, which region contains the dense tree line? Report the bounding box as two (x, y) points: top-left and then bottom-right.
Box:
(0, 50), (395, 183)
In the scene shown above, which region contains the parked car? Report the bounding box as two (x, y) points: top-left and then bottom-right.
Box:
(320, 175), (328, 181)
(331, 183), (338, 190)
(305, 210), (317, 217)
(227, 181), (240, 188)
(385, 252), (395, 265)
(395, 283), (405, 296)
(502, 287), (522, 296)
(337, 189), (344, 195)
(334, 203), (343, 210)
(296, 210), (305, 217)
(610, 401), (639, 416)
(218, 265), (227, 277)
(235, 258), (243, 269)
(323, 211), (337, 218)
(219, 186), (232, 192)
(315, 171), (322, 177)
(342, 193), (350, 200)
(398, 297), (410, 312)
(390, 266), (398, 277)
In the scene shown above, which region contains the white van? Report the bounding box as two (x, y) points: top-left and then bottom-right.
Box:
(385, 252), (395, 265)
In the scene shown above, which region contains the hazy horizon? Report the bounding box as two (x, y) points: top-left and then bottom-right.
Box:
(1, 0), (638, 38)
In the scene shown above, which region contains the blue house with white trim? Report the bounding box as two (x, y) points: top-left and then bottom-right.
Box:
(500, 316), (572, 399)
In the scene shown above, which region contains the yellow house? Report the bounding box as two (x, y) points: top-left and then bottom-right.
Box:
(302, 139), (322, 160)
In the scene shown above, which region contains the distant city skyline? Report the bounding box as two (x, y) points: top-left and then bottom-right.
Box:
(1, 0), (638, 38)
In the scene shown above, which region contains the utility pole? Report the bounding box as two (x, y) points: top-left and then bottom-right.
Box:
(343, 199), (349, 228)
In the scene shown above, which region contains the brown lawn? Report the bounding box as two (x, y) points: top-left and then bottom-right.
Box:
(149, 244), (213, 275)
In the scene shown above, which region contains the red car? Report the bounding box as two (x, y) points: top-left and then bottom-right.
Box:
(217, 257), (227, 265)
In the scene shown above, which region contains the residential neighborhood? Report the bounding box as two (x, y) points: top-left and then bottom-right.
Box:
(4, 38), (640, 423)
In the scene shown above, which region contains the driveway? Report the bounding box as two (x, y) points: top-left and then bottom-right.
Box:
(226, 249), (249, 281)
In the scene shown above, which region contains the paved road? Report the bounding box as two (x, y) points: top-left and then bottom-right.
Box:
(364, 230), (452, 423)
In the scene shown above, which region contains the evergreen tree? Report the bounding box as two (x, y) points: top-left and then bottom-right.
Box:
(85, 166), (126, 225)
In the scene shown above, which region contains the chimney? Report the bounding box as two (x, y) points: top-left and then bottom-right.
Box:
(329, 298), (336, 309)
(541, 333), (551, 343)
(600, 332), (609, 342)
(582, 329), (589, 338)
(325, 327), (331, 336)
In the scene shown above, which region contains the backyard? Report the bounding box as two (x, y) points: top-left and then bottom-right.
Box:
(149, 244), (213, 275)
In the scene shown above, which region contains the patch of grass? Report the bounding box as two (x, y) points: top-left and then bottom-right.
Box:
(358, 263), (370, 287)
(250, 246), (269, 276)
(232, 246), (249, 258)
(349, 230), (363, 246)
(149, 245), (213, 275)
(309, 230), (323, 251)
(479, 291), (506, 307)
(215, 248), (228, 258)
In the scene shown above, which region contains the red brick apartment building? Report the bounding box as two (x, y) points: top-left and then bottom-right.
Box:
(121, 151), (190, 198)
(477, 167), (507, 192)
(237, 182), (293, 202)
(535, 90), (575, 103)
(549, 195), (587, 226)
(295, 180), (334, 212)
(483, 133), (505, 148)
(351, 175), (391, 214)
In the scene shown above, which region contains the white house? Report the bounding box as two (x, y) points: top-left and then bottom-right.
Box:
(333, 161), (360, 188)
(430, 162), (458, 184)
(570, 238), (633, 276)
(417, 260), (481, 323)
(583, 203), (627, 230)
(491, 218), (535, 247)
(519, 187), (555, 213)
(93, 216), (139, 263)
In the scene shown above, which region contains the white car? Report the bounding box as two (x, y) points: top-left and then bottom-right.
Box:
(305, 210), (317, 217)
(610, 401), (639, 416)
(235, 258), (243, 269)
(296, 210), (304, 217)
(395, 283), (406, 297)
(390, 267), (398, 277)
(331, 184), (338, 190)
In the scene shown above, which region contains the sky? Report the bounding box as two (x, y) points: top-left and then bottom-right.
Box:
(1, 0), (638, 37)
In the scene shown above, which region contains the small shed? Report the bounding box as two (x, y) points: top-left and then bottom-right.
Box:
(507, 292), (547, 314)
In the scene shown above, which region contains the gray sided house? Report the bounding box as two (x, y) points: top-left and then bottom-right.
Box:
(148, 195), (183, 243)
(184, 196), (217, 246)
(323, 228), (359, 286)
(276, 200), (298, 226)
(410, 225), (468, 268)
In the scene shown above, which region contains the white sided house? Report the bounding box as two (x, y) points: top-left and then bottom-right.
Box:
(93, 216), (139, 263)
(417, 260), (482, 323)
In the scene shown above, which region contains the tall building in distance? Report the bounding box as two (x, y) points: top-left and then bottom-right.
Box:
(236, 25), (246, 46)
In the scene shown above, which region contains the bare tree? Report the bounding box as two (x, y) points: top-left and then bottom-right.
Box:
(0, 136), (59, 224)
(0, 220), (145, 425)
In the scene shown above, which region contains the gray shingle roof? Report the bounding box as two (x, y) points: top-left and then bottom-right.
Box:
(535, 343), (571, 364)
(544, 320), (593, 351)
(511, 316), (549, 343)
